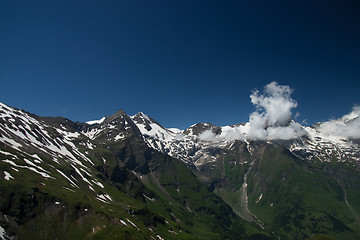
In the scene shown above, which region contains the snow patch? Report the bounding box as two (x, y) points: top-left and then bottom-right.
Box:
(0, 225), (9, 240)
(72, 165), (92, 186)
(155, 234), (164, 240)
(92, 179), (104, 188)
(56, 169), (79, 188)
(3, 171), (14, 180)
(256, 193), (263, 203)
(86, 116), (106, 125)
(96, 193), (112, 203)
(82, 128), (104, 140)
(143, 194), (155, 201)
(126, 218), (140, 231)
(120, 219), (128, 227)
(0, 150), (18, 158)
(114, 133), (125, 141)
(3, 160), (53, 179)
(168, 128), (183, 134)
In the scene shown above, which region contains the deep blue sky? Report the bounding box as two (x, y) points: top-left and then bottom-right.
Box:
(1, 1), (359, 129)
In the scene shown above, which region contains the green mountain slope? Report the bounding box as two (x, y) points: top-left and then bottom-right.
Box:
(197, 141), (360, 239)
(2, 102), (360, 240)
(0, 105), (272, 239)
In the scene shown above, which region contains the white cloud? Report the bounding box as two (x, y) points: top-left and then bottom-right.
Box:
(220, 126), (246, 141)
(266, 122), (306, 140)
(197, 82), (359, 142)
(198, 130), (220, 141)
(198, 126), (246, 142)
(250, 81), (297, 126)
(245, 81), (306, 140)
(198, 82), (306, 142)
(317, 106), (360, 139)
(244, 112), (267, 140)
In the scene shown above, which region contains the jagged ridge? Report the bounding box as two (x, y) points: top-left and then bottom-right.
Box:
(1, 102), (360, 240)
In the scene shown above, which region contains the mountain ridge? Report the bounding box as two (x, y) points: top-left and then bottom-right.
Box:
(1, 101), (360, 240)
(0, 102), (273, 240)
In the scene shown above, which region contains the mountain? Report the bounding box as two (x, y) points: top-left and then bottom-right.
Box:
(0, 103), (271, 240)
(1, 102), (360, 240)
(132, 109), (360, 239)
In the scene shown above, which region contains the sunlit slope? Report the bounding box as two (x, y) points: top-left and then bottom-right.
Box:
(0, 103), (272, 239)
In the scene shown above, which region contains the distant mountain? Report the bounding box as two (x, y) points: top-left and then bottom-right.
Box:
(1, 102), (360, 240)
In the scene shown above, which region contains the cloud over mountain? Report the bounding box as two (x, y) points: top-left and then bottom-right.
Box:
(199, 81), (306, 141)
(249, 81), (297, 126)
(244, 81), (306, 140)
(317, 106), (360, 139)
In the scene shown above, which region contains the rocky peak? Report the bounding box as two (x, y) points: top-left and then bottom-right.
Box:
(104, 109), (127, 124)
(183, 122), (222, 136)
(131, 112), (153, 131)
(131, 112), (167, 133)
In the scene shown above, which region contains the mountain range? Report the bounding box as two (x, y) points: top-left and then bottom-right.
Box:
(1, 100), (360, 240)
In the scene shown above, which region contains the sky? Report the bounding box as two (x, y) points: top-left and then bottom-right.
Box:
(1, 0), (359, 129)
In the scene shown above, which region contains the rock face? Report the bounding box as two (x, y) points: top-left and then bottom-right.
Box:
(1, 101), (360, 240)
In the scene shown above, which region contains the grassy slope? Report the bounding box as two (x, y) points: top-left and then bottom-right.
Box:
(199, 141), (360, 239)
(246, 144), (360, 240)
(1, 138), (273, 240)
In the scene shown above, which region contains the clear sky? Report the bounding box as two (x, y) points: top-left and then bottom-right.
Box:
(1, 1), (359, 129)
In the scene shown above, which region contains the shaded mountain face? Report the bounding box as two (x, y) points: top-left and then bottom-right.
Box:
(1, 102), (360, 240)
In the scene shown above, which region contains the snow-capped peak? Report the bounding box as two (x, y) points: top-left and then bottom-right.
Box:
(131, 112), (175, 141)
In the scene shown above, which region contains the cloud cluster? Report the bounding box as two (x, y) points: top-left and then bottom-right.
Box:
(317, 106), (360, 139)
(220, 126), (246, 141)
(250, 82), (297, 126)
(244, 82), (306, 140)
(198, 81), (306, 141)
(198, 126), (246, 141)
(198, 125), (245, 141)
(198, 129), (220, 141)
(198, 82), (360, 142)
